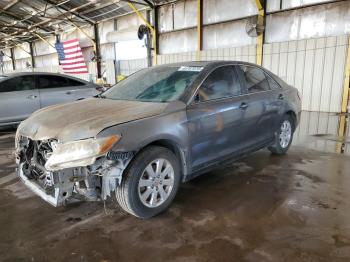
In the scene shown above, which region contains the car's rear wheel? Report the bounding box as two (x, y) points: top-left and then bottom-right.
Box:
(115, 146), (180, 218)
(268, 114), (294, 155)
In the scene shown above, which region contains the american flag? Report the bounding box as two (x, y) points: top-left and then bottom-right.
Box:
(55, 39), (88, 74)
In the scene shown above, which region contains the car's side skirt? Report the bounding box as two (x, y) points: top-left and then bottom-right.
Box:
(183, 138), (274, 182)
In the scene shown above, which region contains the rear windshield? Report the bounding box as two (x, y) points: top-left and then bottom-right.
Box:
(103, 66), (202, 102)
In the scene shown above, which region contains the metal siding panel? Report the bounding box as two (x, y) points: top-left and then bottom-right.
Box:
(271, 42), (280, 75)
(302, 39), (316, 112)
(310, 37), (326, 112)
(294, 40), (306, 105)
(286, 40), (297, 86)
(236, 46), (243, 62)
(262, 43), (272, 70)
(320, 36), (337, 112)
(278, 42), (288, 82)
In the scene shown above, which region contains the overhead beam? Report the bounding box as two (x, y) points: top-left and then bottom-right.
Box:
(43, 0), (95, 25)
(0, 2), (94, 40)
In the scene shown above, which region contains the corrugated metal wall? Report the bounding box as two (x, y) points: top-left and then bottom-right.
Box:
(157, 45), (256, 64)
(293, 111), (340, 153)
(118, 58), (148, 76)
(263, 35), (349, 112)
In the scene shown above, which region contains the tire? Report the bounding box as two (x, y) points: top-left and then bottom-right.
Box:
(115, 146), (181, 219)
(268, 114), (295, 155)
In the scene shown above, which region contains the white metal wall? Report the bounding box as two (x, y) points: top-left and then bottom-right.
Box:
(293, 111), (340, 153)
(263, 35), (349, 112)
(157, 45), (256, 64)
(119, 58), (148, 76)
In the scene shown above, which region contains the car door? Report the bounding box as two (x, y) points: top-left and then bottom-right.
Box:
(186, 65), (250, 170)
(38, 74), (77, 108)
(0, 75), (40, 125)
(64, 77), (98, 100)
(235, 65), (279, 147)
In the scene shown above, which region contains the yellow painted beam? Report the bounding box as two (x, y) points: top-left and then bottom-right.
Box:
(34, 33), (55, 49)
(341, 36), (350, 113)
(255, 0), (264, 66)
(336, 35), (350, 153)
(128, 3), (157, 66)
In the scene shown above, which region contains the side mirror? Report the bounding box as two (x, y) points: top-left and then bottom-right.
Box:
(193, 93), (200, 103)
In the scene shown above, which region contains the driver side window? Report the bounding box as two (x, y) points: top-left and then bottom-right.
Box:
(197, 66), (241, 102)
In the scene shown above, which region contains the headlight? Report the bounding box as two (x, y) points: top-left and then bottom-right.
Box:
(45, 135), (120, 171)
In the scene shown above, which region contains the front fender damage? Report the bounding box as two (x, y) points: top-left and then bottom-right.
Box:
(16, 136), (134, 207)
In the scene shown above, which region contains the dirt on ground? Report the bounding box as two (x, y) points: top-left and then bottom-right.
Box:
(1, 130), (350, 262)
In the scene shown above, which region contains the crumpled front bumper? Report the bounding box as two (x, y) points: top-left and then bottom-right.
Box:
(17, 163), (61, 206)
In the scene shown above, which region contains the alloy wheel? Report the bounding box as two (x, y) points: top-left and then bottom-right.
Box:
(279, 120), (292, 148)
(138, 158), (175, 208)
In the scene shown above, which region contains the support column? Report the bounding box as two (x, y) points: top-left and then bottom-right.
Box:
(153, 6), (159, 58)
(255, 0), (265, 66)
(29, 42), (35, 70)
(336, 35), (350, 153)
(94, 23), (102, 78)
(10, 48), (15, 71)
(196, 0), (203, 60)
(128, 3), (157, 65)
(146, 10), (153, 67)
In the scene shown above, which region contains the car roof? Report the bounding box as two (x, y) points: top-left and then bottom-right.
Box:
(1, 72), (90, 83)
(154, 60), (261, 68)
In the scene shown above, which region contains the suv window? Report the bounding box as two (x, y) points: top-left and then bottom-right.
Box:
(198, 66), (241, 102)
(38, 75), (82, 89)
(239, 65), (270, 93)
(0, 75), (35, 92)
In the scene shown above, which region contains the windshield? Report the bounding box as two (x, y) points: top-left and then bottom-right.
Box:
(103, 66), (202, 102)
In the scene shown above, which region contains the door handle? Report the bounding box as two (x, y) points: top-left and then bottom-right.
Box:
(66, 91), (72, 95)
(27, 95), (37, 99)
(239, 102), (248, 110)
(278, 94), (284, 100)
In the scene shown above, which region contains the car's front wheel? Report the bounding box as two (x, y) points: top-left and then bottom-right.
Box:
(115, 146), (180, 218)
(268, 114), (295, 155)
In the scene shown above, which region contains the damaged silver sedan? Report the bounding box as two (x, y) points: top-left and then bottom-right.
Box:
(15, 61), (301, 218)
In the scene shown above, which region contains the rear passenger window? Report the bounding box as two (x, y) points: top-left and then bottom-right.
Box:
(0, 76), (35, 92)
(67, 78), (85, 86)
(266, 74), (281, 90)
(38, 75), (70, 89)
(198, 66), (241, 102)
(239, 65), (270, 93)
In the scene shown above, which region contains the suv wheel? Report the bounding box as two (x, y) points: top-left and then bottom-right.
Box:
(116, 146), (180, 218)
(268, 114), (294, 155)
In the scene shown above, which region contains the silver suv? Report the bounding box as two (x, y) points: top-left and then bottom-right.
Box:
(0, 72), (100, 127)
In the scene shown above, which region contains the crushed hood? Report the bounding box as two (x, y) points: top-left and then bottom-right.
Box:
(17, 98), (168, 142)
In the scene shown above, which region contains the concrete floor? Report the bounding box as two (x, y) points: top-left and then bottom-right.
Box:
(0, 112), (350, 262)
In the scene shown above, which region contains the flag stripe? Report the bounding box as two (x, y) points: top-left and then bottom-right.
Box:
(64, 52), (83, 59)
(60, 57), (85, 63)
(62, 63), (87, 69)
(63, 39), (80, 44)
(55, 38), (88, 75)
(62, 66), (88, 71)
